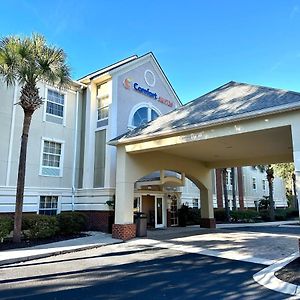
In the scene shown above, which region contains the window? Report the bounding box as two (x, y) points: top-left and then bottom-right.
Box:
(133, 196), (141, 212)
(192, 198), (199, 209)
(39, 196), (58, 215)
(46, 89), (64, 118)
(262, 179), (266, 191)
(131, 106), (160, 128)
(97, 82), (110, 120)
(41, 140), (63, 176)
(252, 177), (257, 190)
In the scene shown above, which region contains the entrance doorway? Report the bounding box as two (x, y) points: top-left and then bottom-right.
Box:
(141, 195), (165, 228)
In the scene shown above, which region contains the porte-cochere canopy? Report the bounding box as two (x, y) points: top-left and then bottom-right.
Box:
(109, 81), (300, 240)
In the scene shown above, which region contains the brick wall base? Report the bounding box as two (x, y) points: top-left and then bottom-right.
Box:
(112, 224), (136, 241)
(200, 218), (216, 229)
(78, 211), (114, 233)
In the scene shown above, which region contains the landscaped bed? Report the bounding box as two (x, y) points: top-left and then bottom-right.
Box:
(0, 232), (89, 251)
(0, 211), (89, 251)
(275, 257), (300, 285)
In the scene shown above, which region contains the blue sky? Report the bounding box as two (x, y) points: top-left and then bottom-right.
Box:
(1, 0), (300, 103)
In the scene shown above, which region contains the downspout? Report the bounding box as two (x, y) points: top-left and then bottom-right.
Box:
(6, 83), (18, 186)
(71, 90), (79, 211)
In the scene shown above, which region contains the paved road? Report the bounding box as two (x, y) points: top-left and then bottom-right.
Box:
(0, 242), (290, 300)
(225, 225), (300, 237)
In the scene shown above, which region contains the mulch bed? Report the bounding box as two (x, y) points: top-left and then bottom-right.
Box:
(275, 257), (300, 285)
(0, 233), (89, 251)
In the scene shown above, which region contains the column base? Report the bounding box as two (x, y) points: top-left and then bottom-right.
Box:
(200, 218), (216, 229)
(112, 224), (136, 241)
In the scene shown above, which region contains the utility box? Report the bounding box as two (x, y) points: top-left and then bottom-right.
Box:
(134, 212), (147, 237)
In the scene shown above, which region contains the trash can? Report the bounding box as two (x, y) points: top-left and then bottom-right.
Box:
(134, 212), (147, 237)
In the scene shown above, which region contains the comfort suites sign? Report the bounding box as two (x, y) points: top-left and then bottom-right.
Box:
(123, 76), (174, 108)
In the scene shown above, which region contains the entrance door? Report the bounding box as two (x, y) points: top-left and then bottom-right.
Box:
(170, 198), (178, 226)
(155, 197), (164, 228)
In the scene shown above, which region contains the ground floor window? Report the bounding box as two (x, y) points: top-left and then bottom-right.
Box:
(39, 196), (58, 215)
(192, 198), (199, 208)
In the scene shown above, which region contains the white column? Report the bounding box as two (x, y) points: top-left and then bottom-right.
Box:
(200, 186), (214, 219)
(114, 146), (135, 224)
(291, 123), (300, 218)
(82, 86), (96, 188)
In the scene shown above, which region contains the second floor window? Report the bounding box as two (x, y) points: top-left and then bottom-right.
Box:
(47, 89), (64, 118)
(97, 82), (110, 120)
(132, 106), (159, 127)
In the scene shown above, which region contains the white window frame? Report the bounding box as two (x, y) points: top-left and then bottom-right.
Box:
(192, 198), (199, 209)
(96, 81), (110, 121)
(38, 195), (60, 215)
(39, 137), (65, 177)
(128, 103), (161, 130)
(43, 86), (67, 126)
(252, 177), (257, 190)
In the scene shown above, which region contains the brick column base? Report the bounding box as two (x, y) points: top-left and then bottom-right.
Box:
(200, 218), (216, 229)
(112, 224), (136, 241)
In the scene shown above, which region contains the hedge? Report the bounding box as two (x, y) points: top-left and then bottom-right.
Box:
(56, 212), (88, 235)
(0, 216), (13, 242)
(22, 215), (59, 240)
(230, 210), (259, 223)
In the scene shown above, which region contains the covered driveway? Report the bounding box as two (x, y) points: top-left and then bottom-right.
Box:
(109, 81), (300, 240)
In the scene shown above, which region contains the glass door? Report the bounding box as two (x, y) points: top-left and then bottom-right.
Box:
(155, 197), (164, 228)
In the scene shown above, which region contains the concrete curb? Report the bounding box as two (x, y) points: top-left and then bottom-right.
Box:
(253, 252), (300, 296)
(0, 240), (123, 267)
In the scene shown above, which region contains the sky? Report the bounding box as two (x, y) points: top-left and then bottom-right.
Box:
(1, 0), (300, 103)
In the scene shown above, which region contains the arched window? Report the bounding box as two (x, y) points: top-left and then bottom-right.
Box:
(130, 105), (160, 128)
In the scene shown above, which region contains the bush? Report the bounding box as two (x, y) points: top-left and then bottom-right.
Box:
(286, 208), (299, 219)
(259, 209), (271, 221)
(214, 209), (227, 222)
(22, 215), (58, 240)
(230, 210), (259, 223)
(186, 208), (201, 225)
(56, 212), (88, 235)
(274, 209), (287, 221)
(0, 216), (13, 242)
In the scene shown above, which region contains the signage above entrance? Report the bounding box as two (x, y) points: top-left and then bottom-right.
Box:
(123, 77), (174, 108)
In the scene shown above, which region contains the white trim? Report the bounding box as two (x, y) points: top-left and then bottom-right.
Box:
(127, 102), (162, 130)
(6, 83), (18, 186)
(144, 69), (156, 87)
(39, 137), (65, 177)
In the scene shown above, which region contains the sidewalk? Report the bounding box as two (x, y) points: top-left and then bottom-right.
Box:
(0, 231), (122, 266)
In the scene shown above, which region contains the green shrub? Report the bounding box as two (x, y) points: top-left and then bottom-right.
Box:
(274, 209), (287, 221)
(214, 209), (227, 222)
(56, 212), (88, 235)
(259, 209), (271, 221)
(286, 208), (299, 219)
(186, 208), (201, 225)
(230, 210), (259, 223)
(22, 215), (58, 240)
(0, 216), (13, 242)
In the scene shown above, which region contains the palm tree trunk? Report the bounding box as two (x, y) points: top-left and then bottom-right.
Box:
(268, 179), (275, 221)
(231, 167), (237, 211)
(13, 109), (33, 243)
(222, 168), (230, 222)
(292, 173), (298, 209)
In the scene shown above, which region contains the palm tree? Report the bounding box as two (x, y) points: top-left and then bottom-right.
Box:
(0, 34), (71, 242)
(266, 165), (275, 221)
